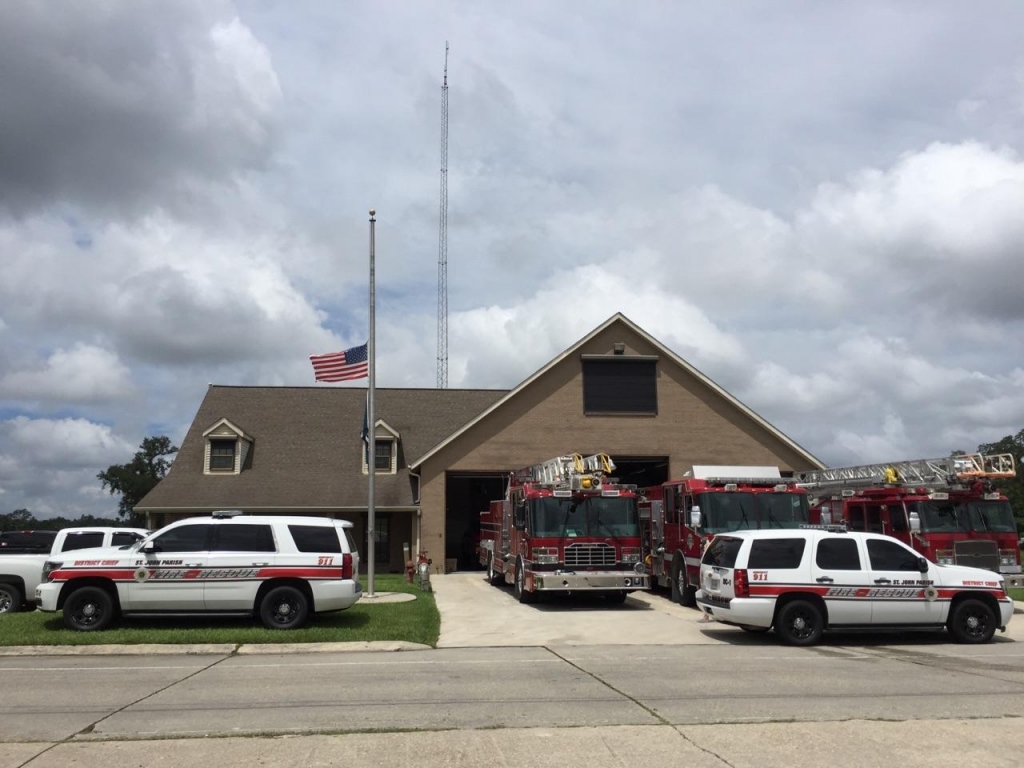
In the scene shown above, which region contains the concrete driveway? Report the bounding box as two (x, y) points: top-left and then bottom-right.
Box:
(433, 571), (727, 647)
(432, 571), (1024, 648)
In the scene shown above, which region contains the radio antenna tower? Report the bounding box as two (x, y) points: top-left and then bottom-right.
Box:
(435, 42), (450, 389)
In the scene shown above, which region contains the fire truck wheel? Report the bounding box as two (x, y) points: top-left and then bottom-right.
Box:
(62, 586), (116, 632)
(486, 553), (502, 586)
(514, 557), (537, 604)
(775, 599), (824, 646)
(947, 598), (997, 644)
(670, 556), (684, 603)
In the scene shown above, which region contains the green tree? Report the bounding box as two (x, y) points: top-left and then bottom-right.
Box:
(0, 508), (35, 531)
(97, 436), (178, 526)
(976, 429), (1024, 528)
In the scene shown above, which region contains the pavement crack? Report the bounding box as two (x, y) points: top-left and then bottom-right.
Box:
(671, 727), (738, 768)
(16, 651), (236, 767)
(543, 646), (669, 725)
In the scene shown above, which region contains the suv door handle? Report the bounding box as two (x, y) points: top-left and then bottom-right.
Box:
(874, 578), (891, 584)
(185, 562), (202, 568)
(815, 576), (834, 583)
(252, 562), (270, 567)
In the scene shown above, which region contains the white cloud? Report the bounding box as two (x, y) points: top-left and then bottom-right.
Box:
(2, 417), (136, 469)
(0, 344), (134, 404)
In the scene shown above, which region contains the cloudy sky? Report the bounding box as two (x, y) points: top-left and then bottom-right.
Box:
(2, 1), (1024, 519)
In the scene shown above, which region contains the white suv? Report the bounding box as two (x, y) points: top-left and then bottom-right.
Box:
(35, 512), (362, 631)
(696, 528), (1013, 645)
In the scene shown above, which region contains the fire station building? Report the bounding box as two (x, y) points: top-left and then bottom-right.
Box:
(138, 313), (823, 573)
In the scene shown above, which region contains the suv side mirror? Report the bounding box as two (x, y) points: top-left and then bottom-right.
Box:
(918, 556), (929, 573)
(908, 512), (921, 534)
(690, 505), (702, 529)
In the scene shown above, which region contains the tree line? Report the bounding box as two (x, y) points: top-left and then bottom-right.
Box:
(4, 430), (1024, 530)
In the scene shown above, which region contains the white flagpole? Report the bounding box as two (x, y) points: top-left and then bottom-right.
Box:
(367, 209), (376, 598)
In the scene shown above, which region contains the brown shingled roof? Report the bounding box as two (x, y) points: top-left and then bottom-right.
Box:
(138, 386), (506, 511)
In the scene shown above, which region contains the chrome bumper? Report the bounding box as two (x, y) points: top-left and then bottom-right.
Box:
(532, 571), (649, 591)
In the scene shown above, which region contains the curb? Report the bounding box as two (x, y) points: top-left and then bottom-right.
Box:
(0, 641), (431, 656)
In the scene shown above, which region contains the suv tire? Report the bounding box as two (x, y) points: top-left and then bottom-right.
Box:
(775, 599), (824, 646)
(63, 586), (115, 631)
(0, 582), (21, 614)
(947, 598), (997, 644)
(259, 585), (310, 630)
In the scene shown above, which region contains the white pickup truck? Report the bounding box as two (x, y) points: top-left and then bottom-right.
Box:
(0, 527), (148, 613)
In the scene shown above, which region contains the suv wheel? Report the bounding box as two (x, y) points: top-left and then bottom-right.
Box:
(948, 598), (997, 644)
(259, 585), (309, 630)
(63, 586), (115, 631)
(775, 600), (824, 646)
(0, 583), (21, 614)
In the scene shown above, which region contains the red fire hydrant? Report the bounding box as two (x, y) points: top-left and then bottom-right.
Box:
(405, 558), (415, 584)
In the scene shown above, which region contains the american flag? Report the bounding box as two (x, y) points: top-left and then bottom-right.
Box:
(310, 343), (368, 382)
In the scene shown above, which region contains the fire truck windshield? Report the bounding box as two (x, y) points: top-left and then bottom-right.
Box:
(913, 501), (970, 533)
(965, 500), (1016, 532)
(530, 496), (639, 538)
(699, 492), (809, 533)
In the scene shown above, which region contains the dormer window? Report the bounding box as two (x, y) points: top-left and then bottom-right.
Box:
(374, 440), (393, 472)
(202, 418), (253, 476)
(209, 440), (237, 472)
(363, 418), (400, 475)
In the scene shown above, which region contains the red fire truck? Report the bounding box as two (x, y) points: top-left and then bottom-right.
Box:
(639, 466), (811, 606)
(478, 453), (649, 603)
(798, 453), (1023, 587)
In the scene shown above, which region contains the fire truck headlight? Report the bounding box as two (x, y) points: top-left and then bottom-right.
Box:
(532, 547), (558, 564)
(935, 550), (955, 566)
(621, 547), (641, 564)
(999, 551), (1017, 566)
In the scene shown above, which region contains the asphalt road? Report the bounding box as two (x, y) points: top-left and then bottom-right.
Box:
(2, 575), (1023, 767)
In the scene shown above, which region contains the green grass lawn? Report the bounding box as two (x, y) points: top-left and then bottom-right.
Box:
(0, 574), (439, 648)
(1009, 587), (1024, 603)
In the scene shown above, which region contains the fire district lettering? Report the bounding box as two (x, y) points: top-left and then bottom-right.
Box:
(824, 587), (922, 598)
(148, 568), (259, 580)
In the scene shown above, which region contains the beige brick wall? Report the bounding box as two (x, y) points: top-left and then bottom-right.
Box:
(417, 323), (817, 563)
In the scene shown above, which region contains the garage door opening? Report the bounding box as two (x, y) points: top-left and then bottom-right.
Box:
(444, 472), (507, 571)
(608, 455), (669, 488)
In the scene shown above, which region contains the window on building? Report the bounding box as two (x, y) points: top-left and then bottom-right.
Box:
(582, 358), (657, 414)
(209, 439), (236, 472)
(375, 441), (393, 472)
(374, 515), (390, 564)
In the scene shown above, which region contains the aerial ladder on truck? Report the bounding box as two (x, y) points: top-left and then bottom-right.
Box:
(796, 453), (1016, 491)
(511, 453), (617, 490)
(796, 453), (1022, 584)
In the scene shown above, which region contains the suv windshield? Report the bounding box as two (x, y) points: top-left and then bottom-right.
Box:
(699, 492), (809, 533)
(530, 496), (639, 538)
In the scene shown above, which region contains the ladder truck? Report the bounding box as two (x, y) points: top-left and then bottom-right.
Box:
(479, 453), (649, 604)
(798, 453), (1022, 587)
(639, 466), (811, 606)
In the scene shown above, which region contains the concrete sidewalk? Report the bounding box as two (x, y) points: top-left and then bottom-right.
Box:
(5, 720), (1024, 768)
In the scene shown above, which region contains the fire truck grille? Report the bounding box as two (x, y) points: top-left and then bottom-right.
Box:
(564, 543), (617, 568)
(953, 540), (999, 573)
